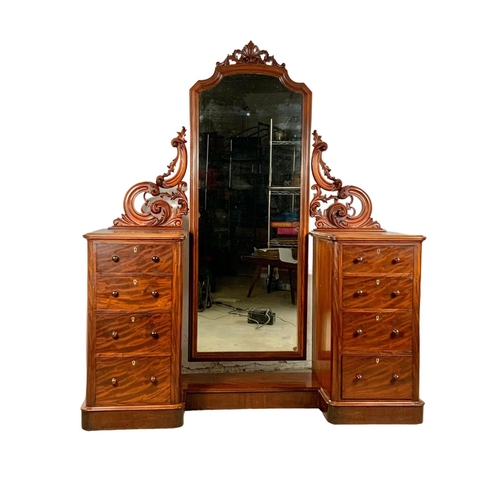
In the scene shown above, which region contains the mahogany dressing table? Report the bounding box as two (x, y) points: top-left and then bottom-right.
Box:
(81, 42), (425, 430)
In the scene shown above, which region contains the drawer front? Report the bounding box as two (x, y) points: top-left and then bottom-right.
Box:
(342, 245), (414, 274)
(95, 312), (172, 354)
(96, 276), (172, 311)
(342, 355), (413, 399)
(342, 276), (413, 309)
(342, 311), (413, 352)
(96, 242), (174, 274)
(95, 356), (171, 406)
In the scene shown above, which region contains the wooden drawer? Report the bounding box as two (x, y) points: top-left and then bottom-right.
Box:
(96, 242), (174, 274)
(342, 245), (414, 274)
(342, 276), (413, 309)
(96, 276), (172, 311)
(341, 355), (413, 399)
(96, 312), (172, 354)
(342, 310), (413, 352)
(95, 356), (171, 406)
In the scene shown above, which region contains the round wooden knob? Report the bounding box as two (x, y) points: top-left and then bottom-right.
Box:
(356, 374), (363, 380)
(150, 376), (157, 383)
(392, 290), (400, 297)
(356, 290), (364, 296)
(151, 331), (158, 338)
(392, 374), (400, 381)
(392, 257), (401, 264)
(111, 291), (119, 298)
(392, 328), (400, 336)
(111, 330), (118, 339)
(112, 255), (119, 262)
(111, 377), (117, 385)
(151, 291), (159, 298)
(355, 256), (363, 263)
(152, 256), (160, 263)
(356, 329), (363, 336)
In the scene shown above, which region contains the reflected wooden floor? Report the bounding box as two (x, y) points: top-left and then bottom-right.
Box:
(197, 275), (298, 352)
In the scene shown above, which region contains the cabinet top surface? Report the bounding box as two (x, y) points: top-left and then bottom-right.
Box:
(310, 230), (425, 243)
(84, 228), (188, 241)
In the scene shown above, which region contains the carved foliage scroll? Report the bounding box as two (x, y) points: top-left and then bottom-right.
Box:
(112, 127), (188, 228)
(310, 131), (382, 230)
(217, 41), (285, 68)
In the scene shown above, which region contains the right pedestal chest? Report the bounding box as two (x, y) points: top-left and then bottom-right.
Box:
(311, 230), (425, 424)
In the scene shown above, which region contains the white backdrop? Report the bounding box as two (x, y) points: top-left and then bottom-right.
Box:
(1, 1), (499, 498)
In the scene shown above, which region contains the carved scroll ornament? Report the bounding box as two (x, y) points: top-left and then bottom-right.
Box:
(217, 40), (285, 68)
(112, 127), (189, 228)
(310, 131), (382, 230)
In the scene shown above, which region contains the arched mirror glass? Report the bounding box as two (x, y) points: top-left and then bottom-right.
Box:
(189, 43), (311, 361)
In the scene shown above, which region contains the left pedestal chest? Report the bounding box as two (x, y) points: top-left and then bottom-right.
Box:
(82, 229), (186, 430)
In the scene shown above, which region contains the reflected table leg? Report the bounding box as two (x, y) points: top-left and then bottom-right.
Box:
(247, 264), (264, 298)
(288, 268), (296, 305)
(267, 265), (275, 294)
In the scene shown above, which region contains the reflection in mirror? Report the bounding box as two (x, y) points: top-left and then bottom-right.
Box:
(196, 74), (303, 354)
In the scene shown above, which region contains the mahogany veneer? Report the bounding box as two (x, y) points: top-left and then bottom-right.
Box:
(312, 230), (425, 424)
(82, 229), (186, 430)
(183, 372), (320, 410)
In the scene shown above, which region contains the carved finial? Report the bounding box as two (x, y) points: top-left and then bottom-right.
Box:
(217, 41), (285, 68)
(309, 130), (383, 230)
(112, 127), (189, 228)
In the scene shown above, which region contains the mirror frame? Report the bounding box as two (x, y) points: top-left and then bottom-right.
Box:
(188, 42), (312, 362)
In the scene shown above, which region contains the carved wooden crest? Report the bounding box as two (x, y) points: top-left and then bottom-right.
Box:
(112, 127), (189, 228)
(217, 41), (285, 68)
(310, 131), (382, 230)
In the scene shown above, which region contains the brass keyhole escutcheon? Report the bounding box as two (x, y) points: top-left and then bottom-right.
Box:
(376, 279), (380, 285)
(134, 247), (138, 253)
(375, 358), (380, 363)
(133, 279), (138, 285)
(132, 360), (136, 366)
(131, 316), (136, 322)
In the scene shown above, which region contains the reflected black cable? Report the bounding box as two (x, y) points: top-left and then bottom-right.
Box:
(200, 301), (296, 328)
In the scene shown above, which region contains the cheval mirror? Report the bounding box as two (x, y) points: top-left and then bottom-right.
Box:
(188, 42), (312, 362)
